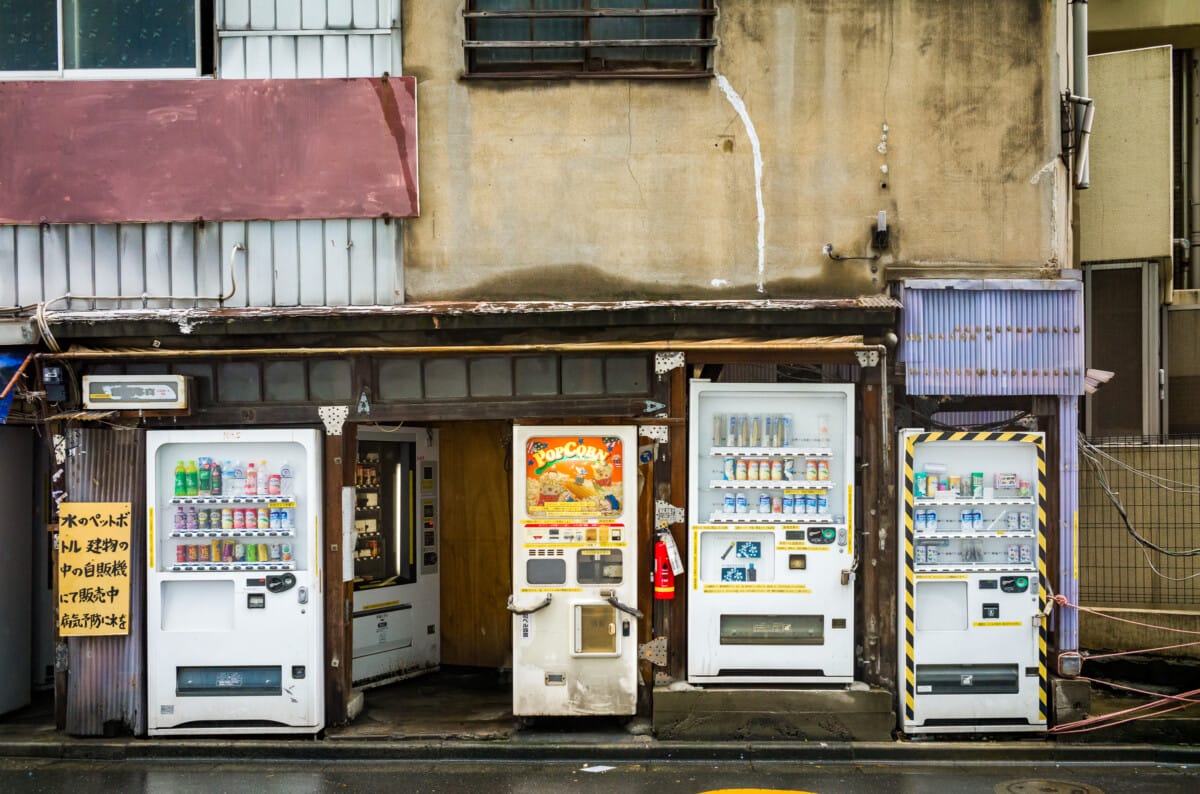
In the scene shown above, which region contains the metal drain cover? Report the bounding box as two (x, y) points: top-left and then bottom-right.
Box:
(996, 781), (1104, 794)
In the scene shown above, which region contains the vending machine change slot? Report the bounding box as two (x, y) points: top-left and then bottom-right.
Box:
(915, 664), (1019, 695)
(719, 614), (824, 645)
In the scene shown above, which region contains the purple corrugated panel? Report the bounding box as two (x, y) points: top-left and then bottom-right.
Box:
(929, 410), (1027, 429)
(899, 280), (1084, 396)
(62, 427), (145, 737)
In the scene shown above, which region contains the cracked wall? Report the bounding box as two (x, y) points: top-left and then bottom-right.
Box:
(402, 0), (1062, 302)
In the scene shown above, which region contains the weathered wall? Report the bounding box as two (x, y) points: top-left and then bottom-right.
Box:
(1090, 0), (1200, 53)
(1078, 47), (1173, 264)
(402, 0), (1065, 302)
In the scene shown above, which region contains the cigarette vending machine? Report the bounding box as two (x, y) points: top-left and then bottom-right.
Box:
(510, 426), (641, 717)
(351, 427), (440, 688)
(898, 429), (1048, 734)
(688, 382), (856, 684)
(146, 428), (323, 735)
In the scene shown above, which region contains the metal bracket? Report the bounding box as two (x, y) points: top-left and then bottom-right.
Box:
(655, 351), (685, 375)
(639, 636), (668, 667)
(641, 425), (669, 443)
(655, 500), (684, 527)
(654, 670), (674, 686)
(856, 349), (880, 368)
(319, 405), (350, 436)
(643, 399), (667, 414)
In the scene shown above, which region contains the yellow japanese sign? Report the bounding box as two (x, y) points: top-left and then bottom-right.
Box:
(58, 502), (132, 636)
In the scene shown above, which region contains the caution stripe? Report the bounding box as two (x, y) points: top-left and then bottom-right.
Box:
(903, 435), (916, 721)
(1036, 437), (1049, 723)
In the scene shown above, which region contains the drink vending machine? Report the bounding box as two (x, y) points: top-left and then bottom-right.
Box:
(509, 425), (641, 717)
(145, 428), (323, 735)
(688, 382), (856, 684)
(898, 429), (1048, 734)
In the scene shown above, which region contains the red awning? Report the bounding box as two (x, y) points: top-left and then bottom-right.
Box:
(0, 77), (418, 224)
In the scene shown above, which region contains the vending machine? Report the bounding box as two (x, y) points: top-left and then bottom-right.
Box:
(510, 425), (641, 717)
(687, 382), (856, 684)
(898, 429), (1048, 734)
(351, 427), (440, 688)
(145, 428), (323, 735)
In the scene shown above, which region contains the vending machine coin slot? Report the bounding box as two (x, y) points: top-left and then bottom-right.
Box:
(1000, 576), (1029, 593)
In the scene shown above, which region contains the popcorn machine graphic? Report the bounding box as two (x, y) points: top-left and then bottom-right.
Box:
(524, 435), (624, 517)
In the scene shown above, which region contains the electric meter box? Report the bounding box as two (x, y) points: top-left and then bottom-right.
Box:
(898, 429), (1048, 734)
(687, 381), (856, 684)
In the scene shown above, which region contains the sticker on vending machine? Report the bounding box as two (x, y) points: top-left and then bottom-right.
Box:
(524, 436), (624, 517)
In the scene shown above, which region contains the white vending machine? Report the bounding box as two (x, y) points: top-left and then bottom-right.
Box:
(898, 429), (1048, 734)
(351, 427), (440, 688)
(509, 426), (641, 717)
(146, 428), (324, 735)
(688, 382), (856, 684)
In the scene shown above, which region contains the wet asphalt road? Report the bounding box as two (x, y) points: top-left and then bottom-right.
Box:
(0, 758), (1191, 794)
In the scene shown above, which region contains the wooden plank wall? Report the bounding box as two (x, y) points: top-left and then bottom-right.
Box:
(437, 421), (514, 669)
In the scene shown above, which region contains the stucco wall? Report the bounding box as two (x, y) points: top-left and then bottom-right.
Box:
(401, 0), (1065, 302)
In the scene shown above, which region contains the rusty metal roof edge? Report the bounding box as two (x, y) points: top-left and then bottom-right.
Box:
(37, 296), (901, 325)
(900, 276), (1082, 291)
(39, 336), (874, 360)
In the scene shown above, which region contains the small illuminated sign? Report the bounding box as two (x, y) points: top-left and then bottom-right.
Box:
(83, 375), (188, 410)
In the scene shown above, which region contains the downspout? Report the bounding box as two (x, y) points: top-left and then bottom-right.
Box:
(1072, 0), (1090, 189)
(1191, 50), (1200, 288)
(1182, 52), (1192, 289)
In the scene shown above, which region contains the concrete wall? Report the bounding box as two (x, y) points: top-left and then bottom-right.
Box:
(401, 1), (1068, 302)
(1090, 0), (1200, 54)
(1078, 47), (1174, 264)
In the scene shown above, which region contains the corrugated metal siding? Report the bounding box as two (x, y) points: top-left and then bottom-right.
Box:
(900, 280), (1085, 396)
(0, 1), (402, 311)
(62, 428), (146, 737)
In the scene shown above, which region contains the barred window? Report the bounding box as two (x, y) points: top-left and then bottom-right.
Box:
(464, 1), (716, 78)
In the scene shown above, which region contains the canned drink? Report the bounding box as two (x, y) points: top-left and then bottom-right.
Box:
(281, 544), (293, 562)
(783, 458), (796, 480)
(233, 508), (245, 530)
(926, 545), (940, 563)
(771, 495), (783, 513)
(234, 543), (246, 562)
(175, 545), (186, 563)
(770, 459), (783, 480)
(735, 493), (749, 514)
(1019, 512), (1032, 531)
(914, 472), (928, 499)
(187, 543), (199, 562)
(198, 508), (210, 530)
(211, 540), (222, 560)
(221, 508), (233, 530)
(817, 460), (830, 481)
(174, 507), (185, 531)
(269, 543), (282, 561)
(723, 458), (736, 480)
(1019, 544), (1033, 563)
(257, 543), (270, 561)
(1007, 544), (1020, 562)
(804, 494), (817, 515)
(735, 460), (748, 481)
(1007, 511), (1020, 530)
(199, 544), (211, 562)
(961, 510), (973, 531)
(269, 509), (282, 530)
(805, 459), (818, 481)
(222, 540), (234, 562)
(747, 460), (760, 481)
(257, 508), (269, 530)
(782, 494), (795, 513)
(758, 494), (772, 514)
(914, 544), (927, 564)
(817, 492), (828, 514)
(723, 494), (736, 513)
(972, 472), (984, 498)
(245, 543), (258, 563)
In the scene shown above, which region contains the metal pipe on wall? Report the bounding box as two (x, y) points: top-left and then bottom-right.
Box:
(1072, 0), (1090, 189)
(1056, 395), (1079, 654)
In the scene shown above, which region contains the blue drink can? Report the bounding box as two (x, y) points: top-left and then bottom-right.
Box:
(723, 494), (736, 513)
(782, 494), (795, 513)
(817, 493), (828, 514)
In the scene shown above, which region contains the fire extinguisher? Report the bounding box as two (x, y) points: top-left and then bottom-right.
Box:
(654, 538), (675, 600)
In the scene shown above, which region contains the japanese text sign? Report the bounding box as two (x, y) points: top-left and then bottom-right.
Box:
(58, 502), (132, 636)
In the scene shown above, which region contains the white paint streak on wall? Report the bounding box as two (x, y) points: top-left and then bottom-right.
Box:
(1029, 158), (1057, 185)
(716, 75), (766, 293)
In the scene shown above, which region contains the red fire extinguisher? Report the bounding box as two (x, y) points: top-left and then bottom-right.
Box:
(654, 539), (675, 600)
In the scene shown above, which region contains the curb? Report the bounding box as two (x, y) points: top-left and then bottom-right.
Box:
(1, 738), (1198, 765)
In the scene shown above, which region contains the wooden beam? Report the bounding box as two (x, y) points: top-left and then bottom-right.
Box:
(667, 365), (688, 682)
(322, 424), (355, 726)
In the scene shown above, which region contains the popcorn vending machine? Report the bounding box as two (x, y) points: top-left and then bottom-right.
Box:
(146, 428), (323, 735)
(898, 429), (1048, 734)
(509, 426), (641, 717)
(687, 382), (856, 684)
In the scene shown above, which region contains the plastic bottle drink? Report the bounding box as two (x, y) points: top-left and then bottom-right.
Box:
(279, 462), (294, 496)
(259, 460), (270, 495)
(245, 461), (258, 495)
(222, 460), (234, 495)
(211, 460), (222, 495)
(174, 461), (186, 496)
(198, 458), (211, 495)
(184, 460), (199, 496)
(268, 472), (281, 496)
